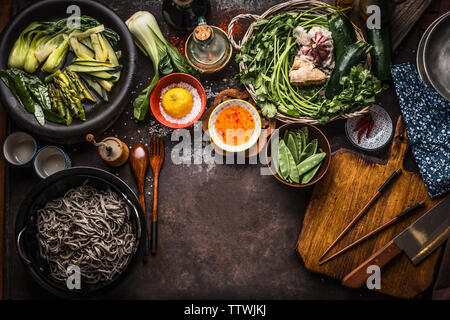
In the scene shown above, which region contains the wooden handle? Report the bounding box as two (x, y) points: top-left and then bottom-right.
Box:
(341, 240), (402, 288)
(388, 116), (409, 170)
(151, 175), (159, 255)
(86, 133), (95, 143)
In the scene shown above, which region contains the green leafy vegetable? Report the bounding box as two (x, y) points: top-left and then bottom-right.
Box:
(234, 8), (387, 124)
(126, 11), (199, 120)
(318, 64), (388, 123)
(0, 68), (45, 125)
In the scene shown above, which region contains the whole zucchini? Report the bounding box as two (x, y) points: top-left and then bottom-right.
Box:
(366, 25), (392, 81)
(325, 40), (372, 98)
(328, 11), (357, 64)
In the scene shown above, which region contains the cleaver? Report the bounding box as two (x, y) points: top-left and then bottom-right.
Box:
(342, 195), (450, 289)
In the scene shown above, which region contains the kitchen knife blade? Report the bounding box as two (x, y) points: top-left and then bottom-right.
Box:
(394, 195), (449, 265)
(342, 195), (450, 289)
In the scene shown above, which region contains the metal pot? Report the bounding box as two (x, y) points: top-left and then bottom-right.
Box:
(15, 167), (147, 299)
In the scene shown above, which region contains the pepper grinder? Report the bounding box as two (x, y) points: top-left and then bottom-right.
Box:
(85, 133), (129, 167)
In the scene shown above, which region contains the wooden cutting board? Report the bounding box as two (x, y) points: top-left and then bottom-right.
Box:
(297, 116), (442, 299)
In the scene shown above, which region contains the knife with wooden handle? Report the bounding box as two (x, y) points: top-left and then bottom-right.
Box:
(342, 195), (450, 289)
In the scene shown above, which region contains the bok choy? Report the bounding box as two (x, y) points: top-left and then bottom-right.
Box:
(126, 11), (199, 121)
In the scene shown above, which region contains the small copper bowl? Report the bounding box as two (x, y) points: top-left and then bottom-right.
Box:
(266, 123), (331, 188)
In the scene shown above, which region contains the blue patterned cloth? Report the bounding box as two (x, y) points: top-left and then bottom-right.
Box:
(391, 63), (450, 198)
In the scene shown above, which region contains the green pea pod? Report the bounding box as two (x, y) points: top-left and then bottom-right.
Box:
(286, 147), (300, 183)
(297, 153), (326, 176)
(283, 130), (289, 145)
(295, 131), (304, 161)
(287, 132), (299, 164)
(310, 139), (318, 155)
(301, 162), (322, 184)
(300, 127), (309, 143)
(278, 140), (290, 179)
(299, 142), (315, 163)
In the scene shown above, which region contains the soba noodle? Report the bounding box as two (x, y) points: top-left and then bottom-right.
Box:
(37, 181), (137, 285)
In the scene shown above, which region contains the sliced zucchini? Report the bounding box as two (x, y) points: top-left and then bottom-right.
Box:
(103, 35), (121, 83)
(71, 25), (105, 40)
(80, 37), (93, 50)
(66, 64), (119, 73)
(86, 71), (118, 81)
(98, 79), (113, 92)
(69, 37), (95, 60)
(79, 74), (108, 101)
(91, 34), (108, 62)
(71, 60), (115, 67)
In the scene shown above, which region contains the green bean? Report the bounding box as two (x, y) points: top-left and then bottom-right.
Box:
(297, 153), (326, 176)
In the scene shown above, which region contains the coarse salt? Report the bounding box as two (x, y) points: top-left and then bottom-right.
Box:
(159, 82), (202, 125)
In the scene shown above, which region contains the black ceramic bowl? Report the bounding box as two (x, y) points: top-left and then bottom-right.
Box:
(15, 167), (147, 299)
(0, 0), (136, 144)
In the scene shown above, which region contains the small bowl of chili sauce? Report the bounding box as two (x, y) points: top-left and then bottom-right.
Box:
(345, 104), (394, 152)
(208, 99), (262, 153)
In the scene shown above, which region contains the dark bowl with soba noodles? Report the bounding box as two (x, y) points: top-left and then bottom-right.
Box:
(15, 166), (147, 298)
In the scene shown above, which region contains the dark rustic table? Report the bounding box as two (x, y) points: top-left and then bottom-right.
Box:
(1, 0), (446, 300)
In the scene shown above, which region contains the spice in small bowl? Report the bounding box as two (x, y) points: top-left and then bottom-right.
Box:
(208, 99), (262, 153)
(150, 73), (206, 129)
(345, 104), (394, 152)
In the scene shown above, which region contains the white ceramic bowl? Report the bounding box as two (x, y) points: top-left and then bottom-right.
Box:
(208, 99), (262, 153)
(2, 131), (37, 166)
(33, 146), (71, 179)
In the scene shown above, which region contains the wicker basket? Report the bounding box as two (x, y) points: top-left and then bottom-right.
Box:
(228, 0), (371, 124)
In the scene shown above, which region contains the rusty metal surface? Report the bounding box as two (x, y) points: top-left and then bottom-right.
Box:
(2, 0), (428, 299)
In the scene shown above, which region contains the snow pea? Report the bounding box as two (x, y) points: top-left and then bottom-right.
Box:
(299, 142), (315, 163)
(301, 162), (322, 184)
(287, 132), (299, 164)
(297, 153), (326, 176)
(278, 140), (290, 179)
(300, 127), (309, 142)
(310, 138), (318, 154)
(286, 146), (300, 183)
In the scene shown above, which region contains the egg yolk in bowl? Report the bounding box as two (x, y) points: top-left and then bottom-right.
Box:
(162, 88), (193, 118)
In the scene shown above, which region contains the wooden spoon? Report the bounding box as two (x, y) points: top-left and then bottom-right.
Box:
(129, 143), (150, 260)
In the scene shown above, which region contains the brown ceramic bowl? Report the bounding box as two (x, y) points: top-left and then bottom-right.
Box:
(266, 123), (331, 188)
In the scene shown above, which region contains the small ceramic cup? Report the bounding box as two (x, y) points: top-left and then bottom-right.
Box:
(2, 132), (38, 166)
(33, 146), (71, 179)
